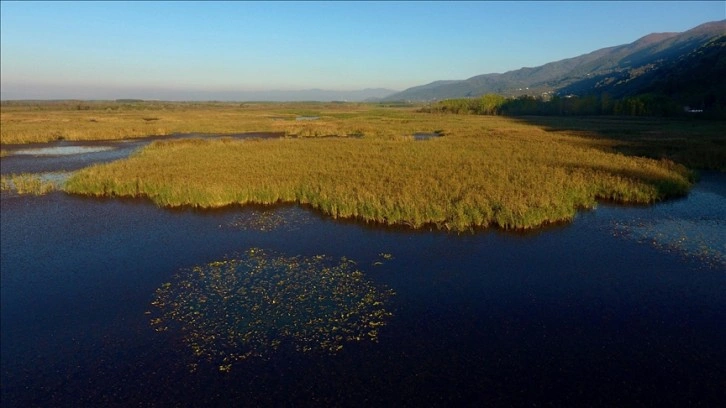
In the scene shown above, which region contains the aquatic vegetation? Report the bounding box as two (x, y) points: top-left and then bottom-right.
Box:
(611, 189), (726, 269)
(2, 102), (723, 172)
(228, 209), (286, 231)
(148, 248), (395, 371)
(225, 207), (313, 232)
(65, 120), (693, 230)
(373, 253), (394, 267)
(0, 101), (414, 144)
(0, 172), (70, 195)
(8, 102), (705, 230)
(614, 219), (725, 269)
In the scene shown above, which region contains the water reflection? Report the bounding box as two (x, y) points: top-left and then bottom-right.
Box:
(13, 146), (116, 156)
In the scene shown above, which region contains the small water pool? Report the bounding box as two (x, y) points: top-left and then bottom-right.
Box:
(12, 146), (116, 156)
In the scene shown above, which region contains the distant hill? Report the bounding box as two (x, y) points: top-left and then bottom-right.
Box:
(383, 20), (726, 102)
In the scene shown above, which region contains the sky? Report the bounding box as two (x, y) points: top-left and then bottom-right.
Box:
(1, 1), (724, 100)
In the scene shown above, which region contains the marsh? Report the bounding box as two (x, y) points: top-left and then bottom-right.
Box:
(1, 133), (723, 406)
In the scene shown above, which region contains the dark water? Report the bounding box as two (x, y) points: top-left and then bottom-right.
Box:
(1, 142), (724, 407)
(413, 132), (443, 141)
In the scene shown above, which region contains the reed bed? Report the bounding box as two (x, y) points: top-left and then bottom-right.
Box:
(4, 102), (722, 170)
(1, 103), (264, 143)
(1, 102), (429, 144)
(64, 114), (693, 230)
(1, 173), (67, 195)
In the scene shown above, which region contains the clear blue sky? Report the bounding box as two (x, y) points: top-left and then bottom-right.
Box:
(1, 1), (724, 99)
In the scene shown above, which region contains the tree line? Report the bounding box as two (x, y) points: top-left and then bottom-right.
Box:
(421, 93), (725, 118)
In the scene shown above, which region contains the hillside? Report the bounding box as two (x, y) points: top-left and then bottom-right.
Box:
(383, 20), (726, 102)
(560, 34), (726, 109)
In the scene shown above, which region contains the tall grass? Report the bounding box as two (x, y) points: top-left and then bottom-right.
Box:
(4, 102), (722, 170)
(1, 173), (64, 195)
(1, 101), (424, 144)
(64, 115), (692, 231)
(4, 102), (697, 230)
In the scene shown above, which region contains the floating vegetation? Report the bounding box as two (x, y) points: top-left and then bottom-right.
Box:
(373, 253), (394, 266)
(225, 207), (313, 232)
(612, 191), (726, 269)
(379, 253), (394, 260)
(614, 219), (725, 269)
(149, 248), (395, 371)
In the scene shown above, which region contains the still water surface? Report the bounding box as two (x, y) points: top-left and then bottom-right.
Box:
(1, 139), (724, 406)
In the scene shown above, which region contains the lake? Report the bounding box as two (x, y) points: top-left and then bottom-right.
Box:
(1, 139), (724, 406)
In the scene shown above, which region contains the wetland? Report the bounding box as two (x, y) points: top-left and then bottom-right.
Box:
(1, 102), (724, 406)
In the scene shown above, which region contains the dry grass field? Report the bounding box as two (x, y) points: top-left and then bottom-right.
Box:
(1, 101), (437, 144)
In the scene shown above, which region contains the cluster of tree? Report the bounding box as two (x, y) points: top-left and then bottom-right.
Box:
(422, 92), (725, 119)
(421, 94), (508, 115)
(501, 94), (685, 117)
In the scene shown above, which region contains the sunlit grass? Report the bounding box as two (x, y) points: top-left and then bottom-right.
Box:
(3, 101), (698, 230)
(0, 101), (429, 144)
(64, 111), (693, 230)
(1, 172), (68, 195)
(3, 102), (722, 170)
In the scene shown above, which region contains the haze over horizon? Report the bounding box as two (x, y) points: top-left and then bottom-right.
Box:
(1, 1), (723, 101)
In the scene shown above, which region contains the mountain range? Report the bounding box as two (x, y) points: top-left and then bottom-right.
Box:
(382, 20), (726, 104)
